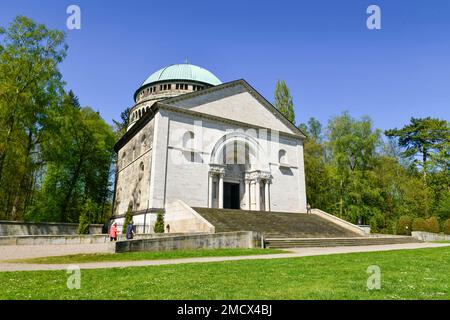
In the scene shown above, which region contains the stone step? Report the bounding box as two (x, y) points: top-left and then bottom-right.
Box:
(265, 236), (420, 248)
(193, 207), (361, 238)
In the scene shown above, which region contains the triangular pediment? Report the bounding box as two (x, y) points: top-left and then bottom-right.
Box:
(161, 80), (305, 136)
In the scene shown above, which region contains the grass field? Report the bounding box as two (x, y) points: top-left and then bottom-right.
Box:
(8, 248), (284, 264)
(1, 246), (449, 300)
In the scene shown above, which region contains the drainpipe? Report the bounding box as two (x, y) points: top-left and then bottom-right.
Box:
(143, 211), (147, 234)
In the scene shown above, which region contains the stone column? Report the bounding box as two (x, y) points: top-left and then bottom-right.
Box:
(239, 179), (245, 210)
(248, 180), (253, 210)
(208, 173), (213, 208)
(264, 180), (270, 212)
(255, 178), (261, 211)
(218, 173), (224, 209)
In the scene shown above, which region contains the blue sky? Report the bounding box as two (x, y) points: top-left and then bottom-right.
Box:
(1, 0), (449, 131)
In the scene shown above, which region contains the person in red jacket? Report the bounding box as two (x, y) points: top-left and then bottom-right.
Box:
(109, 223), (118, 241)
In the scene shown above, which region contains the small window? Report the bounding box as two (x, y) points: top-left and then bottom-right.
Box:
(140, 162), (144, 171)
(160, 85), (163, 90)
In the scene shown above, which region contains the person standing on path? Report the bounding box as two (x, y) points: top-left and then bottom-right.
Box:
(126, 221), (134, 240)
(109, 223), (118, 242)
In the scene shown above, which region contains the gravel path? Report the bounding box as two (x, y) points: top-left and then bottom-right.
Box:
(0, 242), (448, 272)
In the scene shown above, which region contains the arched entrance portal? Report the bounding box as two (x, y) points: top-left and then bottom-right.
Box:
(208, 132), (272, 211)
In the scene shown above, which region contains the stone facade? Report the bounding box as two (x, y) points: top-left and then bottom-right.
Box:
(112, 67), (308, 232)
(114, 119), (154, 216)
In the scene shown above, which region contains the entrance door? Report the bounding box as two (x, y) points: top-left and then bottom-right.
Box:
(223, 182), (240, 209)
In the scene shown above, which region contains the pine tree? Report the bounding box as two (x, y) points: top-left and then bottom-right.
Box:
(123, 206), (133, 234)
(154, 211), (165, 233)
(274, 80), (296, 124)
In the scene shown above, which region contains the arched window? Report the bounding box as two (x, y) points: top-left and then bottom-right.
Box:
(182, 131), (195, 149)
(279, 149), (288, 164)
(141, 134), (147, 148)
(182, 131), (195, 162)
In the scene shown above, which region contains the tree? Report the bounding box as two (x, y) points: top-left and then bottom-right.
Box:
(0, 16), (67, 219)
(299, 118), (334, 211)
(28, 94), (115, 223)
(326, 112), (382, 223)
(154, 211), (165, 233)
(77, 198), (96, 234)
(385, 117), (449, 180)
(112, 107), (130, 140)
(274, 80), (295, 124)
(122, 206), (133, 234)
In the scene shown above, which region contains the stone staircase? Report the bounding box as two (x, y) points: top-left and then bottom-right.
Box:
(193, 208), (361, 238)
(265, 236), (421, 249)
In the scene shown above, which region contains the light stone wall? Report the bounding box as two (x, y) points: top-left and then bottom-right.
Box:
(114, 231), (257, 253)
(114, 81), (308, 224)
(148, 111), (170, 209)
(0, 221), (103, 236)
(165, 200), (215, 233)
(114, 119), (154, 216)
(169, 84), (296, 135)
(164, 109), (307, 213)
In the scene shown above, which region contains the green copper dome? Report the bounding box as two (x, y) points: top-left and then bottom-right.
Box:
(141, 63), (222, 87)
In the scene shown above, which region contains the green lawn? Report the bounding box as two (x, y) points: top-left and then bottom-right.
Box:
(1, 246), (449, 300)
(8, 248), (284, 264)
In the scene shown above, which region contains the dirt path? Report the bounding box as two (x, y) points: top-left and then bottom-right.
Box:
(0, 242), (448, 272)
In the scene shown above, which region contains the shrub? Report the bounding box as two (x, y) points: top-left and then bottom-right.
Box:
(444, 219), (450, 235)
(426, 217), (440, 234)
(122, 207), (133, 235)
(77, 199), (93, 234)
(412, 218), (427, 232)
(154, 211), (165, 233)
(369, 214), (385, 233)
(436, 190), (450, 221)
(396, 216), (412, 235)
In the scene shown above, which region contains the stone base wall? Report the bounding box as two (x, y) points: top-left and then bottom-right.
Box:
(412, 231), (450, 242)
(0, 232), (203, 246)
(115, 231), (258, 253)
(311, 209), (367, 235)
(165, 200), (215, 233)
(0, 220), (103, 236)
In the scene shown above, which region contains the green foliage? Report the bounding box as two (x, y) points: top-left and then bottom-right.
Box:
(154, 211), (165, 233)
(385, 117), (449, 179)
(412, 218), (427, 232)
(274, 80), (295, 124)
(0, 16), (67, 220)
(112, 107), (130, 140)
(369, 213), (385, 233)
(77, 198), (96, 234)
(299, 112), (448, 234)
(435, 190), (450, 221)
(426, 217), (440, 234)
(444, 220), (450, 235)
(396, 216), (413, 235)
(123, 207), (133, 235)
(0, 16), (114, 223)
